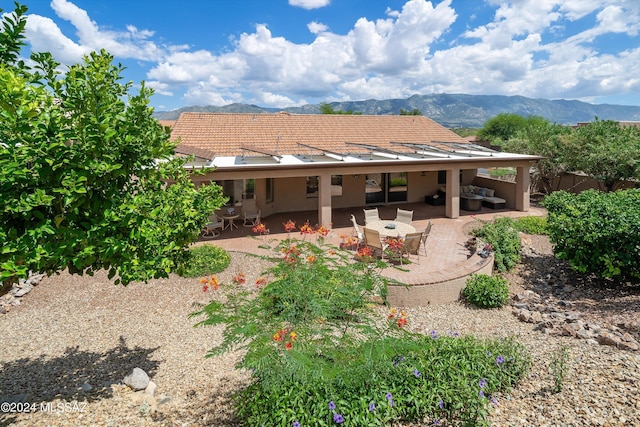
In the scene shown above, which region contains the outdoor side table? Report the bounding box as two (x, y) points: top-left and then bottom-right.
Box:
(460, 194), (483, 211)
(222, 214), (240, 230)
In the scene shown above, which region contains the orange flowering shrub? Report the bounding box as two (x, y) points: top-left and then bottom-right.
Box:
(299, 221), (314, 235)
(283, 220), (297, 233)
(387, 308), (408, 328)
(252, 222), (268, 235)
(200, 276), (220, 292)
(232, 272), (246, 285)
(317, 225), (330, 237)
(272, 328), (297, 351)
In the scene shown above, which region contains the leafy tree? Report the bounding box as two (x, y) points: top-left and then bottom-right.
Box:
(0, 3), (225, 295)
(319, 102), (361, 115)
(562, 119), (640, 192)
(477, 113), (528, 143)
(543, 189), (640, 281)
(0, 2), (27, 66)
(399, 108), (422, 115)
(498, 118), (572, 193)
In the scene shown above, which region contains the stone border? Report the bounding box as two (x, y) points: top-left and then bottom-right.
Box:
(385, 253), (494, 307)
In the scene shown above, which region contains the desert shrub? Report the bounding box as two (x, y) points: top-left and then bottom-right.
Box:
(542, 189), (640, 281)
(515, 216), (548, 235)
(473, 217), (522, 272)
(463, 274), (510, 308)
(176, 244), (230, 277)
(192, 229), (531, 426)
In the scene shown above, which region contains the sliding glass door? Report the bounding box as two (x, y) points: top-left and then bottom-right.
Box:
(366, 173), (407, 204)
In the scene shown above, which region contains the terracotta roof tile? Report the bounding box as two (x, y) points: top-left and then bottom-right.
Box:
(172, 112), (468, 158)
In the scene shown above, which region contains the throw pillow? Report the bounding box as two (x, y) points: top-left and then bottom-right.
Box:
(485, 189), (495, 197)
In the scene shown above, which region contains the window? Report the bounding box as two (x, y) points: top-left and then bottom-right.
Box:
(266, 178), (274, 203)
(331, 175), (343, 197)
(243, 179), (255, 199)
(306, 176), (319, 198)
(307, 175), (343, 197)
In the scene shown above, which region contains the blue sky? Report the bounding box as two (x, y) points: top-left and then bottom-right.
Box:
(9, 0), (640, 111)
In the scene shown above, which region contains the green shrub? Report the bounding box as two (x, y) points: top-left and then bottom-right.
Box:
(176, 244), (230, 277)
(488, 167), (516, 178)
(389, 177), (407, 187)
(542, 189), (640, 281)
(515, 216), (548, 235)
(237, 334), (530, 426)
(473, 216), (522, 272)
(192, 234), (531, 426)
(463, 274), (510, 308)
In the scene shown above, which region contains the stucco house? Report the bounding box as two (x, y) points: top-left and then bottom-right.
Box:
(170, 112), (541, 226)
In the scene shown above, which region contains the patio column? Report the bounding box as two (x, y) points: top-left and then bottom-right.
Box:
(516, 165), (530, 212)
(445, 168), (460, 219)
(318, 172), (332, 227)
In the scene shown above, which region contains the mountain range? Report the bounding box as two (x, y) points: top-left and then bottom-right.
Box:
(154, 94), (640, 128)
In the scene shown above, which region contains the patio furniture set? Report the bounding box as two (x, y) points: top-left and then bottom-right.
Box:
(202, 200), (261, 238)
(351, 207), (432, 264)
(426, 185), (506, 211)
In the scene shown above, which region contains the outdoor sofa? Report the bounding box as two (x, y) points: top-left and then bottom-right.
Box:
(459, 185), (506, 209)
(430, 185), (506, 209)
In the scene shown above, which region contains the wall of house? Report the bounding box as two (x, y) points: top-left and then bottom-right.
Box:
(461, 169), (478, 186)
(257, 175), (368, 217)
(332, 175), (366, 208)
(407, 171), (440, 202)
(255, 171), (456, 215)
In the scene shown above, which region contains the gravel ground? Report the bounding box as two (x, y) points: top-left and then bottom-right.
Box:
(1, 236), (639, 427)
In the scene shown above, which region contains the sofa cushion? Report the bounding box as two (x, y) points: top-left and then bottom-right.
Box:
(483, 196), (505, 203)
(485, 188), (495, 197)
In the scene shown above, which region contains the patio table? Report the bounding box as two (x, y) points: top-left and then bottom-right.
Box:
(222, 213), (240, 230)
(366, 220), (416, 238)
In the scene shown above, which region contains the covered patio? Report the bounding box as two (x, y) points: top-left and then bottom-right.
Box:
(172, 113), (542, 227)
(199, 201), (547, 307)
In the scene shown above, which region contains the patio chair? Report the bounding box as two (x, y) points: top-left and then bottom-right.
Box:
(419, 219), (432, 256)
(395, 208), (413, 224)
(363, 208), (380, 225)
(203, 214), (224, 238)
(242, 198), (261, 227)
(363, 227), (386, 258)
(350, 214), (364, 247)
(400, 232), (423, 264)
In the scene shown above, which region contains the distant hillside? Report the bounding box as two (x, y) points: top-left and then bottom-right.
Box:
(154, 94), (640, 128)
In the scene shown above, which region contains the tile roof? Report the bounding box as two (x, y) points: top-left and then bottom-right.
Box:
(158, 119), (176, 129)
(171, 112), (469, 159)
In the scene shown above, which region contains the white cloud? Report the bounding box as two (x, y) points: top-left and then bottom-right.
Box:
(24, 14), (90, 63)
(26, 0), (174, 64)
(147, 0), (640, 107)
(146, 81), (173, 96)
(288, 0), (331, 10)
(22, 0), (640, 108)
(307, 21), (328, 34)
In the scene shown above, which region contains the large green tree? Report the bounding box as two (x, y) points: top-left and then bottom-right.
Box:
(562, 119), (640, 192)
(477, 113), (529, 143)
(498, 118), (572, 193)
(0, 3), (225, 295)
